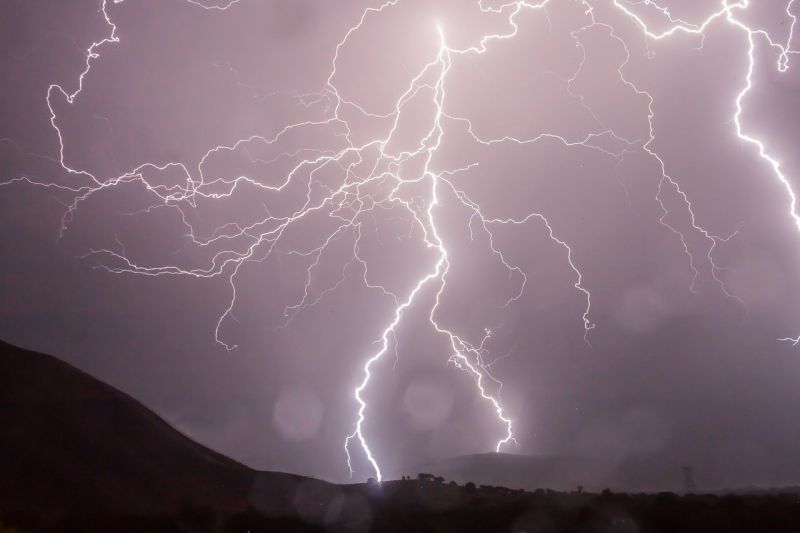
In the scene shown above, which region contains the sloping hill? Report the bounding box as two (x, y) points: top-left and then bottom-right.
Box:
(0, 339), (329, 526)
(0, 339), (254, 514)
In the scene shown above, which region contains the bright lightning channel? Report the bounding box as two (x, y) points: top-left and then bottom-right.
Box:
(2, 0), (799, 482)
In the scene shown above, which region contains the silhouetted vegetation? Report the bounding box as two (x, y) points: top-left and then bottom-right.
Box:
(4, 478), (800, 532)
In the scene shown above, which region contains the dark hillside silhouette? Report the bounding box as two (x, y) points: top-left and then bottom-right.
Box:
(2, 339), (800, 532)
(0, 340), (328, 529)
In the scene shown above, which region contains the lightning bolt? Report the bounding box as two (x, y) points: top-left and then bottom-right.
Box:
(3, 0), (799, 482)
(603, 0), (799, 337)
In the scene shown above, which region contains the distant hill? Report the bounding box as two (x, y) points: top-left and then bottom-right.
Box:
(0, 340), (330, 528)
(413, 451), (685, 493)
(413, 453), (603, 492)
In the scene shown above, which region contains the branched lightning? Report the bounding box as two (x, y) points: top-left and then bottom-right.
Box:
(3, 0), (799, 481)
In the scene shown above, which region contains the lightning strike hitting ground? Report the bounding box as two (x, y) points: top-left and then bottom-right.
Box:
(2, 0), (799, 481)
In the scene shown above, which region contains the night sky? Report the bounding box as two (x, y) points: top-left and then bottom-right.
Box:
(2, 0), (800, 488)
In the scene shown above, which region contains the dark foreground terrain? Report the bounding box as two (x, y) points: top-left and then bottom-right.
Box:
(9, 483), (800, 533)
(2, 340), (800, 532)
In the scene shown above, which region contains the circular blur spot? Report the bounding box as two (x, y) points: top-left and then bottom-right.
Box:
(402, 374), (454, 431)
(726, 255), (783, 310)
(273, 386), (323, 442)
(614, 286), (668, 334)
(336, 493), (372, 533)
(323, 493), (347, 526)
(294, 479), (341, 524)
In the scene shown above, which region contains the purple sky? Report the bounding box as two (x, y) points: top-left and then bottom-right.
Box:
(2, 0), (800, 488)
